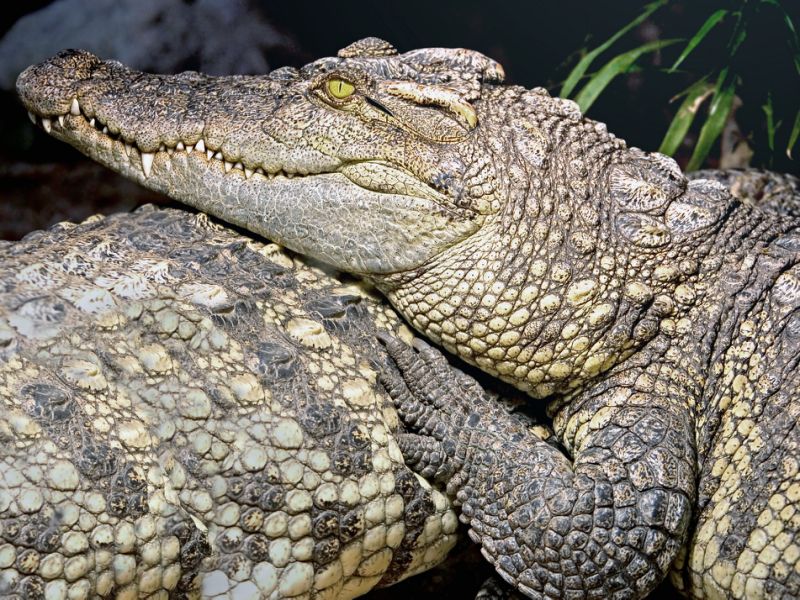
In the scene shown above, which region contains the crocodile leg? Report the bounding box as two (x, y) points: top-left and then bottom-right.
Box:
(381, 336), (695, 600)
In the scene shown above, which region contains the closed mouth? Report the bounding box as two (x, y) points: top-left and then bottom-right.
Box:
(26, 98), (321, 181)
(26, 97), (453, 209)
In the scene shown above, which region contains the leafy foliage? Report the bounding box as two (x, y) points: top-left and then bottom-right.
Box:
(572, 39), (680, 113)
(560, 1), (668, 98)
(560, 0), (800, 169)
(658, 78), (713, 157)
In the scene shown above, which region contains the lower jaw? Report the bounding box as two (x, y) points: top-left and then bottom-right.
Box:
(35, 112), (472, 275)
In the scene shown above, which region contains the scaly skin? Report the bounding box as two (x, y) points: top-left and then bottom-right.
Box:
(17, 38), (800, 599)
(0, 206), (463, 599)
(687, 169), (800, 218)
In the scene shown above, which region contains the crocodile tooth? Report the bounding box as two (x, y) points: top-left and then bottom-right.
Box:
(214, 152), (223, 160)
(42, 118), (52, 133)
(186, 144), (194, 152)
(176, 142), (185, 151)
(27, 111), (36, 124)
(207, 149), (214, 160)
(89, 118), (96, 128)
(224, 161), (233, 172)
(70, 98), (80, 116)
(102, 126), (109, 135)
(166, 147), (174, 156)
(195, 139), (206, 153)
(58, 115), (65, 127)
(234, 162), (243, 171)
(244, 167), (253, 179)
(286, 172), (295, 179)
(141, 152), (154, 177)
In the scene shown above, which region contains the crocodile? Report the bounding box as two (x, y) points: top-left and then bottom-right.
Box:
(16, 38), (800, 599)
(0, 205), (472, 598)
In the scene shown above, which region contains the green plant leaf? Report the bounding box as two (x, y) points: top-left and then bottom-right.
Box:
(658, 78), (713, 156)
(560, 0), (668, 97)
(574, 39), (680, 113)
(762, 93), (776, 152)
(788, 108), (800, 159)
(687, 70), (737, 170)
(727, 9), (748, 56)
(729, 27), (748, 55)
(670, 9), (728, 72)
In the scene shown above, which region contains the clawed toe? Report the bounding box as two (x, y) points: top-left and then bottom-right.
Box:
(397, 433), (458, 481)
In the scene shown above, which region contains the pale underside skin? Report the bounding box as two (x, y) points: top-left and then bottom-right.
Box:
(16, 37), (800, 599)
(38, 116), (478, 276)
(0, 206), (462, 599)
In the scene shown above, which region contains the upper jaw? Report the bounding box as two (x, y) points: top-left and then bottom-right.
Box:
(17, 50), (454, 206)
(23, 103), (334, 182)
(16, 49), (342, 181)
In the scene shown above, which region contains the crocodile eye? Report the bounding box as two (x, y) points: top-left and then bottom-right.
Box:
(326, 78), (355, 100)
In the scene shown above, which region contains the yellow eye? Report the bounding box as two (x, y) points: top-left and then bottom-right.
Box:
(326, 78), (355, 99)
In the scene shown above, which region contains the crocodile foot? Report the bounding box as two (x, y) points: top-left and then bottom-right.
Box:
(377, 333), (534, 503)
(378, 335), (693, 600)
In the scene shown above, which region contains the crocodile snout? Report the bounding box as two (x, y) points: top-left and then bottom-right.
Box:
(17, 49), (103, 117)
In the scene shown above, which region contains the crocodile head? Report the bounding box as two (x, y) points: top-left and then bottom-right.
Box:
(17, 38), (513, 275)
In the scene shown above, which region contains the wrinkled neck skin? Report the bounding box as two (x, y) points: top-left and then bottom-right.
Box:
(373, 93), (748, 400)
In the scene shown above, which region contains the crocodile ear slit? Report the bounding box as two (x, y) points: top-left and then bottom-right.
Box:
(384, 81), (479, 130)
